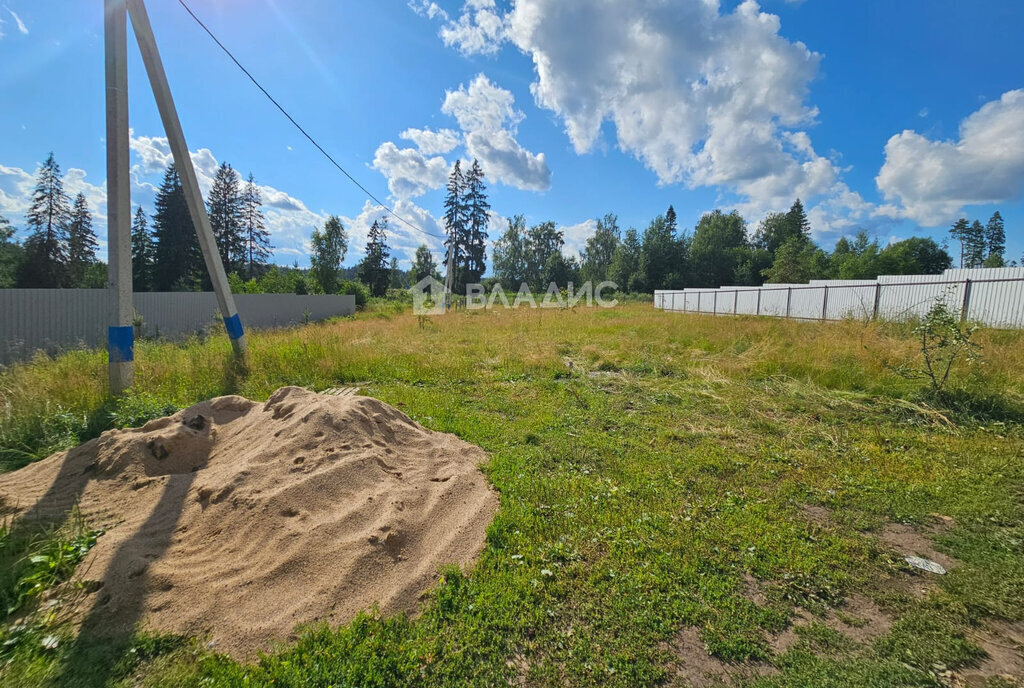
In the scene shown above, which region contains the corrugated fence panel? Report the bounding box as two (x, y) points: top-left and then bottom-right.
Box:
(968, 279), (1024, 328)
(758, 288), (789, 317)
(135, 292), (221, 339)
(1, 291), (356, 365)
(822, 284), (877, 320)
(877, 277), (963, 321)
(789, 287), (826, 319)
(653, 269), (1023, 329)
(736, 289), (759, 315)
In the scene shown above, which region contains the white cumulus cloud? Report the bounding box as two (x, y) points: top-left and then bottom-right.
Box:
(439, 0), (508, 55)
(425, 0), (876, 238)
(400, 127), (462, 155)
(371, 142), (450, 199)
(442, 74), (551, 191)
(876, 89), (1024, 226)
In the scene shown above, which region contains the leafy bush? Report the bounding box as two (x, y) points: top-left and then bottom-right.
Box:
(337, 280), (369, 310)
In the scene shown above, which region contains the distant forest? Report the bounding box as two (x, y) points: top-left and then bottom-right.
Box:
(0, 153), (1015, 299)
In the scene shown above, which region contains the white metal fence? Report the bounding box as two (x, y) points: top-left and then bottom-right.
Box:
(654, 267), (1024, 329)
(0, 290), (356, 365)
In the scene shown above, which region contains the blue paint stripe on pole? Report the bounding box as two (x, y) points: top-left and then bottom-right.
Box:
(108, 326), (134, 363)
(224, 313), (244, 340)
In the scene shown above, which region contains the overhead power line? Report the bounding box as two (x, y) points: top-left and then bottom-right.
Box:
(174, 0), (447, 240)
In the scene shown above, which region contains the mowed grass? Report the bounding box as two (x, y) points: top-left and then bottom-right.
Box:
(1, 303), (1023, 687)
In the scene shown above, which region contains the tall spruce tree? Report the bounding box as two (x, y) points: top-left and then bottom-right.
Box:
(965, 220), (986, 268)
(787, 198), (811, 238)
(131, 206), (156, 291)
(152, 164), (201, 290)
(463, 159), (490, 287)
(358, 218), (391, 297)
(443, 160), (467, 293)
(67, 193), (98, 287)
(241, 173), (271, 279)
(20, 152), (71, 288)
(207, 162), (245, 275)
(984, 211), (1006, 267)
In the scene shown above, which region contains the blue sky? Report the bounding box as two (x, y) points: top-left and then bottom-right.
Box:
(1, 0), (1022, 270)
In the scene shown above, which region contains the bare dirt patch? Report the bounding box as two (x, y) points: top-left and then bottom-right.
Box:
(960, 621), (1024, 687)
(879, 523), (960, 573)
(668, 627), (775, 687)
(0, 387), (498, 658)
(800, 504), (832, 528)
(769, 594), (895, 655)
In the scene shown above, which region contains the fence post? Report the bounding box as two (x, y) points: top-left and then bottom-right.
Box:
(960, 279), (973, 323)
(713, 291), (718, 315)
(786, 287), (792, 318)
(734, 290), (738, 315)
(697, 291), (701, 313)
(821, 285), (829, 321)
(872, 283), (881, 320)
(756, 289), (761, 316)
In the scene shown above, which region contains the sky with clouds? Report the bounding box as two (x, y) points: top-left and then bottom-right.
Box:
(1, 0), (1022, 270)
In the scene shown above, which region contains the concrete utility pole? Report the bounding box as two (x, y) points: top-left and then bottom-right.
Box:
(443, 235), (455, 312)
(126, 0), (247, 356)
(105, 0), (133, 394)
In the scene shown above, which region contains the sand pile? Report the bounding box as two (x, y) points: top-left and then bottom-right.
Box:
(0, 387), (498, 657)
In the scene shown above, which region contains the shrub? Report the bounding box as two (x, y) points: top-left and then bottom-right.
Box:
(337, 280), (369, 310)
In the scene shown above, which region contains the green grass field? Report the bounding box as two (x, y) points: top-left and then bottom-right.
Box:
(1, 303), (1023, 687)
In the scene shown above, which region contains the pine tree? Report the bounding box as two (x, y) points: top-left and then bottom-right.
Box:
(67, 193), (98, 287)
(241, 173), (271, 279)
(949, 218), (969, 267)
(965, 220), (986, 268)
(984, 211), (1006, 267)
(152, 164), (202, 291)
(207, 162), (245, 275)
(131, 206), (156, 291)
(443, 160), (467, 293)
(358, 218), (391, 297)
(462, 159), (490, 287)
(20, 152), (71, 288)
(412, 244), (438, 283)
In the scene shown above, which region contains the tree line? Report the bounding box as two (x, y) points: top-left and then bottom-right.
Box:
(0, 152), (276, 292)
(0, 153), (102, 289)
(0, 153), (1015, 297)
(483, 199), (1016, 293)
